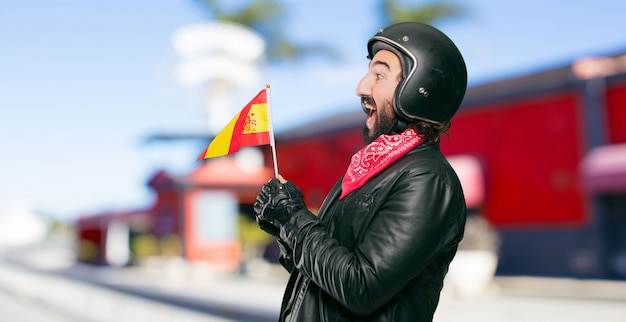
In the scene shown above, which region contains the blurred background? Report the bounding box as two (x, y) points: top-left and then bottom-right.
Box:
(2, 0), (626, 321)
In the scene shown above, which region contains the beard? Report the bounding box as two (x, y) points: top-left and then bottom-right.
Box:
(362, 98), (396, 144)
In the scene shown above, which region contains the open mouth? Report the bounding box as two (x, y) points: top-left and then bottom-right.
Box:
(361, 97), (377, 114)
(361, 97), (377, 129)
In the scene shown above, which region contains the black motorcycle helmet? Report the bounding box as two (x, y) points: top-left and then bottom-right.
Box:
(366, 22), (467, 127)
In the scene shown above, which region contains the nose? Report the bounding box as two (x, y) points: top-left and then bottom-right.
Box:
(355, 74), (372, 97)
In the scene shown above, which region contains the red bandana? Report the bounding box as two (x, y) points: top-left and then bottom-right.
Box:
(340, 128), (423, 199)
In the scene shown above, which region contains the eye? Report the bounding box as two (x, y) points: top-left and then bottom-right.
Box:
(376, 73), (384, 80)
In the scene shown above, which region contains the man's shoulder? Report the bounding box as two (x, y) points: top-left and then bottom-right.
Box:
(399, 143), (446, 166)
(394, 143), (458, 179)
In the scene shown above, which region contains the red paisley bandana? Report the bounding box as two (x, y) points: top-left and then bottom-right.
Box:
(340, 128), (423, 199)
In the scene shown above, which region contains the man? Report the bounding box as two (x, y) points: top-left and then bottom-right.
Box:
(254, 22), (467, 321)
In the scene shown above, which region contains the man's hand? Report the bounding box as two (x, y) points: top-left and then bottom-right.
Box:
(254, 177), (306, 227)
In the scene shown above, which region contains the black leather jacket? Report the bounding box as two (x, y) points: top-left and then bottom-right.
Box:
(277, 143), (467, 321)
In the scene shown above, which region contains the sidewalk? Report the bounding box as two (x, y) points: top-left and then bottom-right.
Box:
(491, 275), (626, 301)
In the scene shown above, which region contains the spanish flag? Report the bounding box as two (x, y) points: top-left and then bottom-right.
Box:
(197, 88), (272, 160)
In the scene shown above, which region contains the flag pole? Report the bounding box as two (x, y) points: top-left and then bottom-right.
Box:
(266, 84), (279, 177)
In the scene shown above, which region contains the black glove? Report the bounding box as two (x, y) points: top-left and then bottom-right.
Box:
(256, 216), (280, 236)
(254, 178), (306, 226)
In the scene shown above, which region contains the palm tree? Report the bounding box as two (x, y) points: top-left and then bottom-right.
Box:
(192, 0), (338, 62)
(381, 0), (465, 26)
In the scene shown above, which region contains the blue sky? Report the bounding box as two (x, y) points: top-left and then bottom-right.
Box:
(2, 0), (626, 221)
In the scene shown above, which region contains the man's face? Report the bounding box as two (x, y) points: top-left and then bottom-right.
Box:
(356, 49), (402, 143)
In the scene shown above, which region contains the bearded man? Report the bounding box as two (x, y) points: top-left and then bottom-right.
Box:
(254, 22), (468, 322)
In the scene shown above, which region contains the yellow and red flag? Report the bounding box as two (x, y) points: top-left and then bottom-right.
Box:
(197, 88), (272, 160)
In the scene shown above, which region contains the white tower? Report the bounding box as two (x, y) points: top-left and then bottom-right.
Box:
(172, 22), (266, 134)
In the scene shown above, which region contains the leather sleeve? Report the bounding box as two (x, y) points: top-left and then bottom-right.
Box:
(277, 238), (295, 273)
(280, 170), (465, 316)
